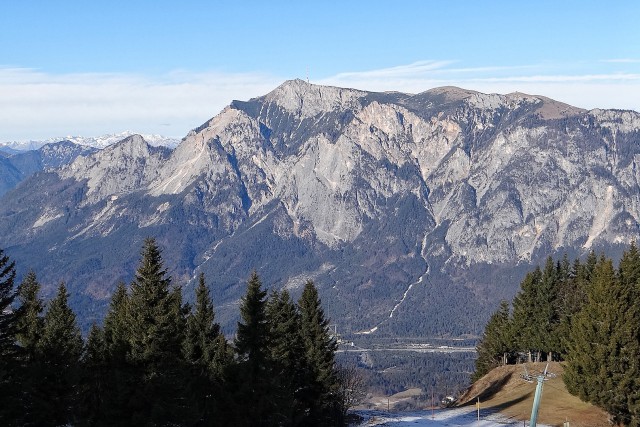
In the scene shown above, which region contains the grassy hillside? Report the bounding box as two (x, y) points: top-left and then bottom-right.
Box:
(457, 362), (610, 427)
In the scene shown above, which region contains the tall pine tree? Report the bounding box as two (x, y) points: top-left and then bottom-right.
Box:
(266, 289), (307, 426)
(38, 282), (84, 426)
(233, 271), (270, 426)
(564, 255), (616, 404)
(126, 238), (188, 425)
(15, 271), (44, 356)
(556, 257), (588, 358)
(510, 267), (542, 361)
(103, 281), (130, 361)
(564, 249), (640, 425)
(183, 272), (230, 425)
(298, 280), (339, 426)
(13, 270), (46, 426)
(537, 257), (562, 360)
(0, 248), (18, 425)
(606, 245), (640, 425)
(473, 300), (512, 381)
(100, 281), (134, 425)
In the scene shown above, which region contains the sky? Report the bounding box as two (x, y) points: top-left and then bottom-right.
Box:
(1, 1), (639, 140)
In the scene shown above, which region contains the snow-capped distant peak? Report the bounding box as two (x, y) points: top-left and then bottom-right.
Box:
(0, 131), (180, 152)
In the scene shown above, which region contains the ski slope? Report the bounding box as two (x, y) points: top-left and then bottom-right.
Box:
(353, 407), (547, 426)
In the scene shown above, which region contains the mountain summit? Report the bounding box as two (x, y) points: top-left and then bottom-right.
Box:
(1, 81), (639, 334)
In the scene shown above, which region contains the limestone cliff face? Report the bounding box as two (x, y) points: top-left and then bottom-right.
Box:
(2, 79), (640, 335)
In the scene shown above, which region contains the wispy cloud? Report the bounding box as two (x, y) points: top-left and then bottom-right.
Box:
(601, 59), (640, 64)
(464, 73), (640, 83)
(0, 68), (281, 140)
(330, 60), (455, 79)
(320, 61), (640, 113)
(2, 60), (640, 141)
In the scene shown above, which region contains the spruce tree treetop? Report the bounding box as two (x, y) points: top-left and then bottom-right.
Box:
(265, 289), (307, 425)
(125, 238), (189, 424)
(133, 238), (170, 293)
(266, 289), (303, 369)
(184, 272), (222, 369)
(298, 280), (339, 425)
(232, 271), (271, 426)
(15, 270), (45, 354)
(510, 267), (541, 353)
(299, 280), (337, 365)
(127, 237), (181, 365)
(39, 282), (83, 362)
(37, 282), (84, 426)
(234, 271), (268, 368)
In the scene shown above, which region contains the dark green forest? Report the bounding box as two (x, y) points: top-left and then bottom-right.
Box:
(0, 239), (358, 426)
(474, 244), (640, 426)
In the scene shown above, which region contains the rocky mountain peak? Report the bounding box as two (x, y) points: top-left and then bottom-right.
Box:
(261, 79), (367, 117)
(60, 134), (170, 203)
(420, 86), (480, 102)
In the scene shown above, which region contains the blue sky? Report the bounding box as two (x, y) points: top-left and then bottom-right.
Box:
(1, 1), (639, 140)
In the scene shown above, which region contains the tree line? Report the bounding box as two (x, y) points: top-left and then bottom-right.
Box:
(0, 238), (358, 426)
(473, 243), (640, 426)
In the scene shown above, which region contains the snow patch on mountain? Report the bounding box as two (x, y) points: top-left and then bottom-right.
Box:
(1, 131), (179, 152)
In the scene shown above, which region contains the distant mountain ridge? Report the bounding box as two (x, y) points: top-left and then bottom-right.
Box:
(0, 140), (96, 196)
(0, 130), (180, 152)
(1, 80), (640, 335)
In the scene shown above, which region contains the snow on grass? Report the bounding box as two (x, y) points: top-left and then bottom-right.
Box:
(353, 407), (548, 427)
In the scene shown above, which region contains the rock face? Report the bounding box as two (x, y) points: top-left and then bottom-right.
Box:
(1, 79), (640, 334)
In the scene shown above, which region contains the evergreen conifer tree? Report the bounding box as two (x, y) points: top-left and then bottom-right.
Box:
(298, 280), (339, 426)
(564, 255), (616, 404)
(510, 267), (542, 361)
(100, 281), (133, 424)
(266, 289), (307, 426)
(584, 250), (598, 281)
(15, 270), (44, 356)
(103, 281), (130, 360)
(183, 272), (230, 425)
(537, 257), (562, 360)
(38, 282), (84, 426)
(509, 258), (562, 362)
(0, 248), (19, 425)
(78, 324), (108, 426)
(126, 238), (188, 425)
(556, 257), (588, 357)
(0, 250), (17, 358)
(13, 270), (46, 425)
(564, 250), (640, 425)
(233, 271), (270, 426)
(606, 244), (640, 425)
(472, 300), (512, 381)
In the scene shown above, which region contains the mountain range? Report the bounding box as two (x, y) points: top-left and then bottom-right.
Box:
(1, 79), (639, 335)
(0, 131), (180, 153)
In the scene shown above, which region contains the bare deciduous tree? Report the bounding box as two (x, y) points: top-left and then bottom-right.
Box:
(336, 364), (367, 423)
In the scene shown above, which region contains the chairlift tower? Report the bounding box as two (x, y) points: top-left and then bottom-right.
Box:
(520, 362), (556, 426)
